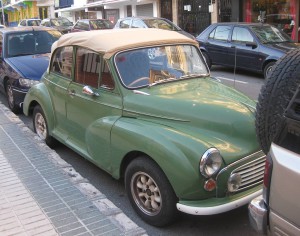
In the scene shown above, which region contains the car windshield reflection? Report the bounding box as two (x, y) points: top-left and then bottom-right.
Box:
(7, 30), (61, 57)
(115, 45), (208, 89)
(251, 25), (291, 43)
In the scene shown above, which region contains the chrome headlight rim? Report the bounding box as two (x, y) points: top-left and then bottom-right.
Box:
(200, 148), (223, 178)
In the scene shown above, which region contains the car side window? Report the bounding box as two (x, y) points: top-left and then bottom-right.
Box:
(20, 20), (26, 26)
(132, 20), (145, 28)
(51, 46), (73, 79)
(120, 19), (131, 28)
(76, 21), (89, 31)
(75, 48), (115, 90)
(211, 26), (231, 41)
(232, 27), (254, 43)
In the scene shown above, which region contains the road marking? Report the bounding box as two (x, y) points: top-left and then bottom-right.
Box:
(216, 76), (248, 84)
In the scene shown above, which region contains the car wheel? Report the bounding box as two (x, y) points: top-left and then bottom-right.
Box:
(5, 81), (21, 114)
(256, 49), (300, 154)
(125, 156), (178, 226)
(263, 61), (275, 80)
(202, 51), (212, 69)
(33, 105), (56, 148)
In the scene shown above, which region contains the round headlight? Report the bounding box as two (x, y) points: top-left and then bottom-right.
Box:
(200, 148), (223, 178)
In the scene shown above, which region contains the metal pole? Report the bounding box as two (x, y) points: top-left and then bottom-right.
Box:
(1, 0), (5, 26)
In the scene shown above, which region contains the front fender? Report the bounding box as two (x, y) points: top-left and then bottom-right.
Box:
(23, 83), (55, 133)
(110, 117), (217, 200)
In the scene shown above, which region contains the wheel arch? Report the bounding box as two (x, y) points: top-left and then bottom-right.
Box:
(110, 119), (208, 199)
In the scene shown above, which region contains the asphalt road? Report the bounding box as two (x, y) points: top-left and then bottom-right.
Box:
(0, 66), (265, 235)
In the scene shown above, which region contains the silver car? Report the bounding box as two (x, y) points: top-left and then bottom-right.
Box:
(249, 48), (300, 235)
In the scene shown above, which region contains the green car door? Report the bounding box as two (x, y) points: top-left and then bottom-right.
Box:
(64, 48), (122, 170)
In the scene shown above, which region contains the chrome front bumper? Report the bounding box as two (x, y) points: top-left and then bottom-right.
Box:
(248, 195), (267, 234)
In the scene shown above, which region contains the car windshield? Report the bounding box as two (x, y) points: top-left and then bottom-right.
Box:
(27, 20), (41, 26)
(251, 25), (291, 43)
(90, 19), (114, 29)
(7, 30), (62, 57)
(51, 18), (72, 27)
(115, 45), (208, 89)
(143, 19), (180, 31)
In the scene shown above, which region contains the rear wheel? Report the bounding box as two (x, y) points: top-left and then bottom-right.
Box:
(5, 81), (21, 114)
(256, 49), (300, 153)
(125, 156), (178, 226)
(33, 105), (57, 148)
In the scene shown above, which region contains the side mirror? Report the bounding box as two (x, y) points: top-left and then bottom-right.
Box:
(246, 41), (258, 49)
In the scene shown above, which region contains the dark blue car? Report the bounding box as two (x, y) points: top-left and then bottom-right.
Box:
(0, 27), (61, 113)
(196, 23), (299, 79)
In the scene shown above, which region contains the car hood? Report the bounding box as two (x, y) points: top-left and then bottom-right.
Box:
(123, 78), (259, 164)
(265, 41), (299, 53)
(6, 54), (50, 81)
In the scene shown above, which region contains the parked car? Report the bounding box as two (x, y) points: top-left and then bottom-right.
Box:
(18, 18), (41, 27)
(70, 19), (114, 32)
(114, 16), (195, 40)
(196, 22), (299, 79)
(249, 48), (300, 235)
(23, 28), (265, 227)
(41, 17), (73, 34)
(0, 27), (61, 113)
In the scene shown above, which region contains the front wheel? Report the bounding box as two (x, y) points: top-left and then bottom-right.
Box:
(5, 81), (21, 114)
(33, 105), (57, 148)
(125, 156), (178, 226)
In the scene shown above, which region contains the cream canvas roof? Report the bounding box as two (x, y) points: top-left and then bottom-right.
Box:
(51, 28), (198, 59)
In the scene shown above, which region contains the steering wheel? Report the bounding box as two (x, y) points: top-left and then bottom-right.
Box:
(128, 77), (150, 87)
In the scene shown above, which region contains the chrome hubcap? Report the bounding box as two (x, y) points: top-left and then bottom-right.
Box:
(34, 113), (47, 140)
(131, 172), (161, 216)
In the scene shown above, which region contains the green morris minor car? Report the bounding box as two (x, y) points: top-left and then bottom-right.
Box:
(23, 28), (265, 226)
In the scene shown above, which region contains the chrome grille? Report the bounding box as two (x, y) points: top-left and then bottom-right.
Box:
(230, 155), (266, 192)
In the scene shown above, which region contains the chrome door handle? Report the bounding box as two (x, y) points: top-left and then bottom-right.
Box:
(68, 90), (75, 96)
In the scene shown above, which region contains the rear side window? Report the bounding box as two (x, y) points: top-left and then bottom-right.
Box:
(119, 19), (131, 28)
(132, 20), (146, 28)
(51, 46), (73, 78)
(209, 26), (231, 41)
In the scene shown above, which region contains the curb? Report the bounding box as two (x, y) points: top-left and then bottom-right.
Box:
(0, 102), (147, 236)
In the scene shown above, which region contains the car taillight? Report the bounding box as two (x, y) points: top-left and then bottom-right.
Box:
(262, 153), (273, 205)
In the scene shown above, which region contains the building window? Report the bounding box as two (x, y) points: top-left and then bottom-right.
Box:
(244, 0), (297, 41)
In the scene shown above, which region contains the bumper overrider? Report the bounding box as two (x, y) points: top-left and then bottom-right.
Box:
(248, 195), (267, 234)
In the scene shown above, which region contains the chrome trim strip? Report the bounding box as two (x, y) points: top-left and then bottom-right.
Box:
(177, 189), (262, 215)
(123, 109), (190, 122)
(133, 90), (150, 95)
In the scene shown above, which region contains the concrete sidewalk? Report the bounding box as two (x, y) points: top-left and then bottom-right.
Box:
(0, 102), (147, 236)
